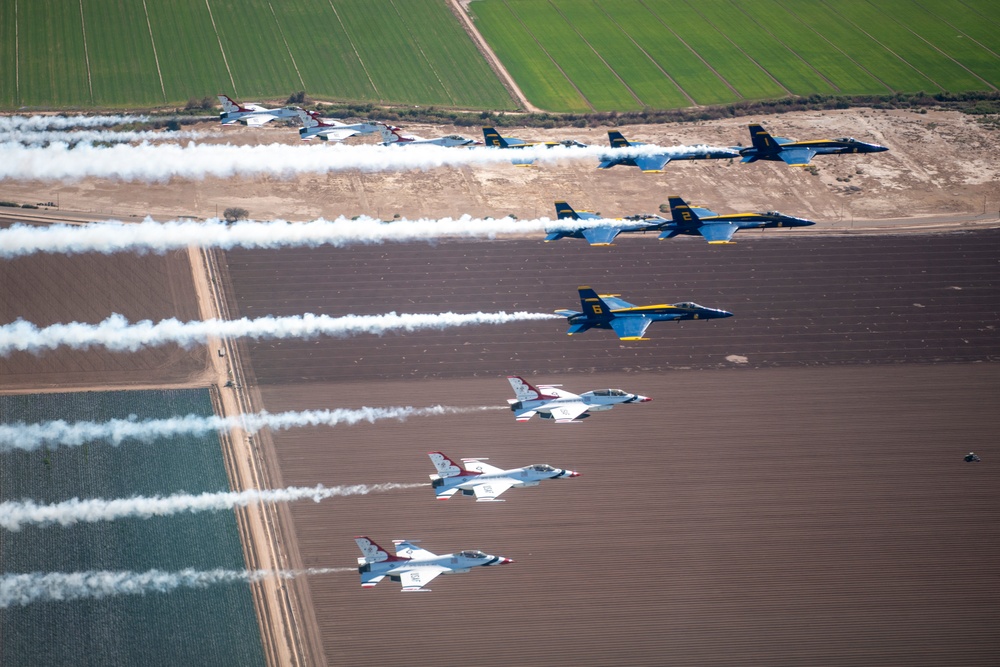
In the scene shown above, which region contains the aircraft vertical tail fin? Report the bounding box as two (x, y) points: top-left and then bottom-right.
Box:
(608, 131), (631, 148)
(554, 201), (580, 220)
(668, 195), (700, 224)
(378, 124), (398, 143)
(296, 109), (319, 128)
(483, 127), (509, 148)
(355, 536), (408, 563)
(428, 452), (469, 478)
(578, 286), (611, 319)
(749, 123), (776, 151)
(508, 376), (553, 401)
(218, 95), (242, 113)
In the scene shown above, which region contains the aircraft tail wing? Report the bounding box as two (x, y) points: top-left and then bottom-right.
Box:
(668, 196), (700, 224)
(581, 227), (622, 246)
(610, 317), (653, 341)
(513, 408), (538, 422)
(608, 130), (631, 148)
(578, 286), (614, 318)
(296, 109), (318, 127)
(508, 375), (555, 401)
(749, 123), (777, 151)
(778, 148), (816, 166)
(566, 322), (592, 336)
(698, 223), (739, 244)
(428, 451), (468, 478)
(483, 127), (508, 148)
(355, 536), (406, 563)
(634, 155), (670, 172)
(217, 95), (242, 113)
(555, 201), (580, 219)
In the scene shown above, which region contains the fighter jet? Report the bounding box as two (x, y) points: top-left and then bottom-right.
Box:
(739, 123), (889, 166)
(482, 127), (586, 165)
(354, 536), (513, 592)
(662, 195), (815, 244)
(217, 95), (300, 126)
(599, 131), (739, 172)
(545, 201), (667, 246)
(557, 286), (733, 341)
(428, 451), (579, 499)
(506, 375), (650, 423)
(296, 109), (379, 142)
(378, 124), (479, 147)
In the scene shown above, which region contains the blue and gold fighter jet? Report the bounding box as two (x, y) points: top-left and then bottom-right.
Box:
(482, 127), (586, 166)
(739, 123), (888, 166)
(556, 287), (732, 341)
(662, 195), (815, 244)
(544, 201), (667, 245)
(599, 131), (739, 172)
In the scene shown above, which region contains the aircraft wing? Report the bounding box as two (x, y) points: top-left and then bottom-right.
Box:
(473, 479), (516, 501)
(548, 402), (590, 422)
(698, 223), (739, 244)
(610, 316), (653, 341)
(464, 460), (505, 475)
(321, 129), (363, 142)
(634, 155), (671, 172)
(600, 295), (636, 311)
(580, 226), (622, 246)
(399, 567), (442, 592)
(690, 206), (719, 217)
(513, 408), (537, 422)
(541, 387), (581, 400)
(394, 541), (436, 559)
(778, 148), (817, 166)
(243, 115), (272, 127)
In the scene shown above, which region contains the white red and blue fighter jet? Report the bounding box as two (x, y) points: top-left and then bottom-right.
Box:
(428, 451), (579, 501)
(355, 536), (513, 592)
(506, 375), (650, 423)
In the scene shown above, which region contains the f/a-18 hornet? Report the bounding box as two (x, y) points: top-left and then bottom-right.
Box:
(599, 130), (739, 172)
(663, 195), (815, 244)
(378, 124), (479, 147)
(506, 375), (650, 423)
(545, 201), (667, 246)
(296, 109), (379, 142)
(217, 95), (299, 126)
(428, 451), (579, 500)
(557, 287), (733, 341)
(482, 127), (586, 165)
(355, 536), (512, 592)
(739, 123), (888, 166)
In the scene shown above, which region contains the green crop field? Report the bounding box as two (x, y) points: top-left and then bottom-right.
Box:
(470, 0), (1000, 112)
(1, 0), (515, 110)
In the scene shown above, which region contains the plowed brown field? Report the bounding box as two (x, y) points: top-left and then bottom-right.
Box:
(222, 230), (1000, 666)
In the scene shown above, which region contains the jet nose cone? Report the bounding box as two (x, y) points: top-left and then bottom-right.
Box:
(719, 310), (734, 318)
(568, 470), (581, 477)
(639, 395), (652, 403)
(500, 558), (514, 565)
(873, 144), (889, 152)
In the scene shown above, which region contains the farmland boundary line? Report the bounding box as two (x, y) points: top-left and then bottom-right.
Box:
(268, 2), (306, 92)
(547, 1), (644, 109)
(917, 1), (1000, 61)
(819, 0), (944, 92)
(776, 0), (895, 94)
(204, 0), (237, 96)
(504, 0), (594, 111)
(327, 0), (381, 101)
(390, 0), (455, 106)
(728, 0), (841, 93)
(141, 0), (167, 103)
(594, 1), (696, 107)
(14, 0), (18, 104)
(638, 0), (742, 101)
(863, 0), (996, 91)
(956, 0), (1000, 29)
(78, 0), (94, 103)
(682, 0), (792, 97)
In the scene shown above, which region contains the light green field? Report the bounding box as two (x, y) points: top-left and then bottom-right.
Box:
(1, 0), (515, 110)
(471, 0), (1000, 112)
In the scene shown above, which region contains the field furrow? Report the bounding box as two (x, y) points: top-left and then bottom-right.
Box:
(17, 0), (91, 106)
(469, 1), (590, 112)
(83, 0), (163, 106)
(0, 1), (17, 107)
(917, 0), (1000, 61)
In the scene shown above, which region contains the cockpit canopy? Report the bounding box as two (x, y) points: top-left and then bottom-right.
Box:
(591, 389), (629, 397)
(529, 464), (557, 473)
(673, 302), (704, 310)
(457, 550), (488, 559)
(764, 211), (781, 217)
(442, 135), (464, 140)
(833, 137), (857, 143)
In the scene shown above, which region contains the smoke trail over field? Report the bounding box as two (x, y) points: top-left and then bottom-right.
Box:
(0, 567), (349, 608)
(0, 114), (150, 132)
(0, 483), (425, 531)
(0, 311), (559, 356)
(0, 129), (214, 146)
(0, 214), (623, 258)
(0, 140), (735, 182)
(0, 405), (496, 452)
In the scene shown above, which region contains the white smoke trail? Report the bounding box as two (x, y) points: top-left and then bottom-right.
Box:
(0, 567), (349, 608)
(0, 114), (150, 132)
(0, 129), (214, 146)
(0, 214), (629, 258)
(0, 405), (495, 452)
(0, 311), (559, 356)
(0, 483), (425, 531)
(0, 140), (736, 182)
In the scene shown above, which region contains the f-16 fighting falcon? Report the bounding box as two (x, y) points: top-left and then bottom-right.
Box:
(378, 124), (480, 147)
(544, 201), (668, 246)
(355, 536), (513, 592)
(482, 127), (586, 165)
(663, 195), (815, 244)
(506, 375), (650, 423)
(428, 451), (579, 500)
(739, 123), (889, 166)
(217, 95), (300, 126)
(599, 130), (739, 172)
(557, 287), (733, 341)
(296, 109), (379, 142)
